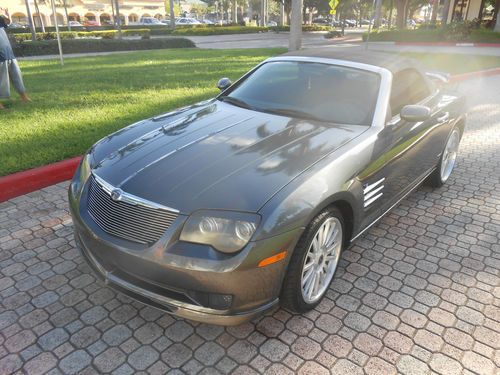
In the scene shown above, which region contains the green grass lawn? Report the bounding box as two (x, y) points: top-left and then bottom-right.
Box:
(1, 49), (499, 176)
(0, 48), (285, 176)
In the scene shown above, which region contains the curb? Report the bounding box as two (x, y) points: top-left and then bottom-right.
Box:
(1, 67), (499, 203)
(449, 67), (500, 83)
(367, 41), (500, 47)
(0, 157), (82, 203)
(395, 41), (500, 47)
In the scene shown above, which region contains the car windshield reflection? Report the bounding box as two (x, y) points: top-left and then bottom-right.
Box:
(218, 61), (381, 126)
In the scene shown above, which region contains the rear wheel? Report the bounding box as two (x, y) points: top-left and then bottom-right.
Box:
(281, 207), (344, 313)
(427, 127), (461, 188)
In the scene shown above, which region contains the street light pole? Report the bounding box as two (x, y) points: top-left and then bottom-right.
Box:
(289, 0), (302, 50)
(50, 0), (64, 66)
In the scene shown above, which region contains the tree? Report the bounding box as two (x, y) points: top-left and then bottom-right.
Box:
(494, 0), (500, 31)
(395, 0), (408, 28)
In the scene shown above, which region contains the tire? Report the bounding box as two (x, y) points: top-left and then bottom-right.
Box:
(427, 126), (461, 188)
(281, 207), (345, 313)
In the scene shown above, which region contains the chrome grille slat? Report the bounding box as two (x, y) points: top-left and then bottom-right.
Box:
(86, 203), (169, 238)
(86, 175), (178, 244)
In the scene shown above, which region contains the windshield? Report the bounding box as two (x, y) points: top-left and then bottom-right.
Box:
(219, 61), (381, 126)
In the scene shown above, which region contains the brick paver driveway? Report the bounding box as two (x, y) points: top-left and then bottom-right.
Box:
(1, 76), (499, 375)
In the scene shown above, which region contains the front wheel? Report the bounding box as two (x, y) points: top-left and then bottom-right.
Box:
(281, 207), (344, 313)
(427, 127), (461, 188)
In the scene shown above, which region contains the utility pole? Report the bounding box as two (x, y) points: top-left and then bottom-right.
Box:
(24, 0), (37, 41)
(289, 0), (302, 50)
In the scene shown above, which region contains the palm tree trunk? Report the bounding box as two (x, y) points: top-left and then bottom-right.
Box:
(33, 0), (45, 32)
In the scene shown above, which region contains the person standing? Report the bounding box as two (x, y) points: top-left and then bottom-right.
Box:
(0, 8), (30, 110)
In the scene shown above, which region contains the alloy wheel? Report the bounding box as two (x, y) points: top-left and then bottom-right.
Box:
(300, 217), (342, 304)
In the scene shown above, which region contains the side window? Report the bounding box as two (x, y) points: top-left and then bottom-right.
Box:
(390, 69), (431, 116)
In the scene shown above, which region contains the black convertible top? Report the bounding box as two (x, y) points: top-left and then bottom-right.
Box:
(282, 49), (416, 73)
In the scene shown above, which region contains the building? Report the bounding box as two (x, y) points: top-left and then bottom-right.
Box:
(4, 0), (168, 27)
(444, 0), (493, 23)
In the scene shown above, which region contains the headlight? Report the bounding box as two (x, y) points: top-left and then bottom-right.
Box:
(180, 210), (260, 253)
(79, 153), (92, 183)
(71, 153), (92, 198)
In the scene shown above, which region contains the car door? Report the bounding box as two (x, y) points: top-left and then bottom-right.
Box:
(380, 68), (451, 208)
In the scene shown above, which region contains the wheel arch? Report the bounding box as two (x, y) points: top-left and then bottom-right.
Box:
(307, 191), (358, 245)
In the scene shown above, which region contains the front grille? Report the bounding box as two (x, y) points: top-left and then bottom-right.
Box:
(86, 175), (178, 244)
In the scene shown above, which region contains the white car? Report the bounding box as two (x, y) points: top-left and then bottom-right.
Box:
(68, 21), (83, 27)
(176, 17), (202, 25)
(135, 17), (164, 26)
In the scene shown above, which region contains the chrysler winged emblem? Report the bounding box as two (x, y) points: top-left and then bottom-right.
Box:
(110, 189), (123, 202)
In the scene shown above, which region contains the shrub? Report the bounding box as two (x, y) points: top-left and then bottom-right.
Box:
(441, 20), (479, 41)
(324, 30), (343, 39)
(11, 29), (150, 43)
(470, 29), (500, 43)
(12, 38), (195, 57)
(171, 26), (269, 36)
(271, 25), (333, 32)
(363, 21), (500, 43)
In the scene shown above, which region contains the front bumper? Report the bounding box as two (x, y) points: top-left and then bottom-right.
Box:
(76, 232), (278, 325)
(69, 180), (302, 325)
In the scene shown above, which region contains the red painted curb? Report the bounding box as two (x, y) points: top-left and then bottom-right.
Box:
(0, 156), (82, 203)
(394, 41), (500, 47)
(449, 67), (500, 83)
(1, 66), (500, 203)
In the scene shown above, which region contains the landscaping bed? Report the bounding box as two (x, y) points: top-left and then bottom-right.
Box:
(10, 29), (151, 42)
(9, 24), (335, 37)
(364, 27), (500, 43)
(12, 38), (195, 57)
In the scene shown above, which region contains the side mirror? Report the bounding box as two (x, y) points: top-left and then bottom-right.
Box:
(217, 77), (232, 91)
(400, 105), (431, 122)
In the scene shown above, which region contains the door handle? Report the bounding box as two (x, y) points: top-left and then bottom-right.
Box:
(437, 112), (450, 123)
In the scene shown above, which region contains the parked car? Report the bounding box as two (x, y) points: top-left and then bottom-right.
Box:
(312, 18), (329, 25)
(267, 20), (278, 27)
(344, 19), (357, 27)
(68, 20), (84, 29)
(202, 19), (215, 25)
(69, 50), (465, 325)
(176, 17), (202, 25)
(131, 17), (164, 26)
(8, 22), (26, 28)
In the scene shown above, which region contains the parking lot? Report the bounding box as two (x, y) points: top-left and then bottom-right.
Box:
(1, 75), (499, 374)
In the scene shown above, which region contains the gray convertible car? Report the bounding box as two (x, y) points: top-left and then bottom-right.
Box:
(69, 50), (465, 325)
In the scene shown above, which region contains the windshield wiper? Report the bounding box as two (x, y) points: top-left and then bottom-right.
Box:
(261, 108), (324, 122)
(218, 96), (253, 110)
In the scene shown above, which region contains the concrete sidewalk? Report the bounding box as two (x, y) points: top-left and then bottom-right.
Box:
(1, 75), (499, 374)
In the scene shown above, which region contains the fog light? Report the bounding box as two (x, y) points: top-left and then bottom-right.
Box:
(209, 293), (233, 310)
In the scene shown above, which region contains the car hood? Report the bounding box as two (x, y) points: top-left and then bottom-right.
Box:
(90, 100), (367, 213)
